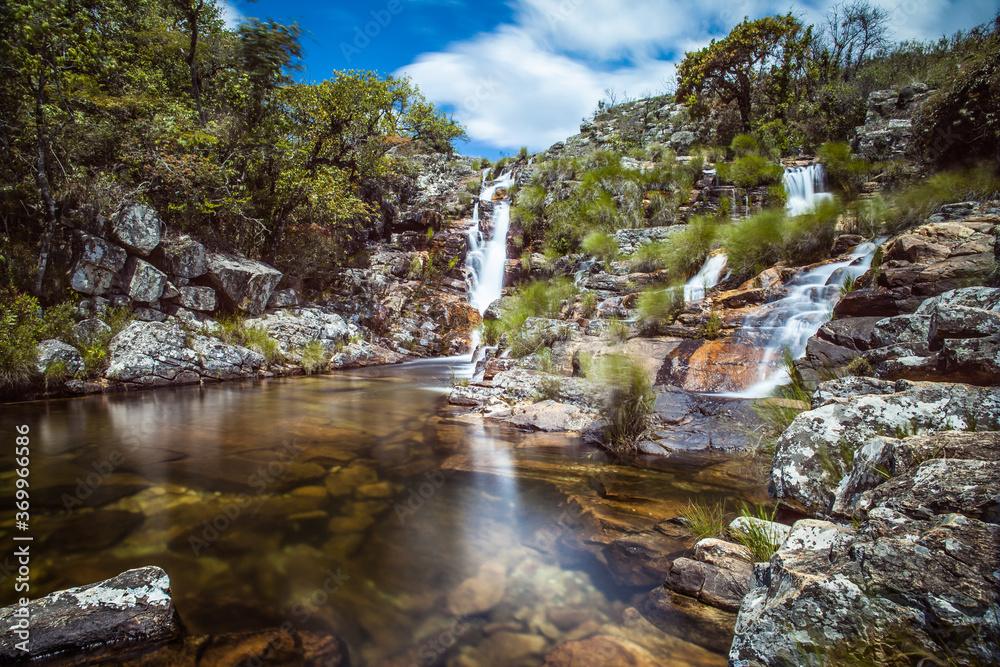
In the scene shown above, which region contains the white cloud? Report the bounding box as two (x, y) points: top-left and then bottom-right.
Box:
(397, 0), (999, 152)
(217, 0), (246, 29)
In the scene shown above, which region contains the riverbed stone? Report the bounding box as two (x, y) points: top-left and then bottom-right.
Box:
(0, 566), (179, 663)
(123, 256), (168, 303)
(447, 560), (508, 616)
(205, 252), (283, 315)
(35, 338), (84, 376)
(112, 203), (162, 256)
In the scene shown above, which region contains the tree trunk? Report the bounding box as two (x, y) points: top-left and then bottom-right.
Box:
(187, 18), (206, 125)
(32, 77), (59, 298)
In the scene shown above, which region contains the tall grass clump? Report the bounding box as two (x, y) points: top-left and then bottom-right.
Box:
(215, 314), (286, 365)
(684, 499), (731, 540)
(781, 198), (841, 264)
(817, 142), (874, 199)
(581, 231), (619, 264)
(499, 279), (577, 357)
(299, 340), (329, 375)
(722, 209), (785, 283)
(636, 286), (685, 335)
(1, 291), (43, 394)
(586, 352), (654, 455)
(726, 155), (784, 188)
(628, 216), (718, 281)
(730, 503), (783, 563)
(886, 167), (1000, 234)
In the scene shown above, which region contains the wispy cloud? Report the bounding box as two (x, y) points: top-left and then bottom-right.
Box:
(217, 0), (247, 29)
(397, 0), (998, 154)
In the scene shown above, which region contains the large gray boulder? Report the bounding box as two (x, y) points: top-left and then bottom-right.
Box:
(154, 233), (207, 278)
(178, 285), (216, 312)
(111, 203), (162, 256)
(106, 321), (264, 385)
(730, 511), (1000, 666)
(0, 566), (179, 663)
(245, 307), (349, 361)
(205, 253), (282, 315)
(123, 256), (168, 303)
(73, 318), (112, 347)
(35, 339), (84, 376)
(771, 378), (1000, 515)
(68, 233), (129, 296)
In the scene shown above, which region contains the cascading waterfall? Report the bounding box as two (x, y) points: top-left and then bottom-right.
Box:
(725, 239), (883, 398)
(784, 163), (834, 216)
(683, 252), (728, 301)
(466, 170), (515, 315)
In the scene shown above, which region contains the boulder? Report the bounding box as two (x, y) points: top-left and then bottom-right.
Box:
(153, 233), (207, 278)
(205, 253), (283, 315)
(73, 318), (112, 346)
(123, 257), (167, 303)
(35, 339), (84, 376)
(730, 511), (1000, 666)
(245, 308), (349, 360)
(503, 400), (596, 432)
(69, 262), (116, 296)
(857, 458), (1000, 522)
(267, 288), (299, 309)
(106, 321), (265, 386)
(0, 566), (179, 663)
(771, 378), (1000, 514)
(665, 538), (753, 612)
(75, 232), (128, 272)
(111, 203), (162, 255)
(178, 286), (217, 312)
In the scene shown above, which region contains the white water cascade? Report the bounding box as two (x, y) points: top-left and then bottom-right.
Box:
(466, 170), (515, 315)
(784, 164), (834, 216)
(725, 239), (883, 398)
(684, 252), (729, 301)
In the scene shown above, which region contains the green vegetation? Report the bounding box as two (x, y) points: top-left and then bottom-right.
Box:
(1, 291), (44, 394)
(479, 319), (503, 347)
(684, 499), (731, 540)
(299, 340), (329, 375)
(701, 312), (723, 339)
(730, 504), (782, 563)
(215, 315), (285, 365)
(581, 231), (619, 264)
(496, 279), (577, 357)
(628, 217), (719, 281)
(846, 357), (874, 377)
(604, 318), (631, 345)
(586, 352), (654, 455)
(636, 287), (685, 335)
(884, 167), (1000, 234)
(818, 142), (874, 199)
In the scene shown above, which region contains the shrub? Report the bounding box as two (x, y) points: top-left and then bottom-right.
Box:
(701, 312), (723, 339)
(817, 142), (874, 199)
(886, 167), (1000, 234)
(781, 197), (841, 264)
(581, 231), (619, 263)
(215, 314), (286, 365)
(730, 133), (760, 157)
(300, 340), (329, 375)
(499, 279), (577, 355)
(579, 291), (598, 317)
(1, 291), (42, 394)
(605, 318), (630, 345)
(729, 155), (784, 188)
(636, 287), (685, 334)
(586, 352), (654, 454)
(846, 357), (874, 377)
(722, 209), (785, 283)
(628, 216), (718, 281)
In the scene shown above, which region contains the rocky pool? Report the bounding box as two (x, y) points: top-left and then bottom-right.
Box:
(0, 359), (766, 666)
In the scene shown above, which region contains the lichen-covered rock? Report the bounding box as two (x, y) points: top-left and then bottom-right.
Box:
(35, 339), (84, 376)
(245, 307), (349, 361)
(0, 566), (179, 663)
(857, 458), (1000, 522)
(73, 318), (112, 346)
(267, 288), (299, 309)
(106, 321), (264, 385)
(502, 400), (596, 432)
(75, 232), (128, 272)
(178, 285), (216, 312)
(833, 431), (1000, 516)
(69, 261), (116, 296)
(123, 256), (167, 303)
(730, 511), (1000, 666)
(665, 538), (753, 612)
(771, 378), (1000, 514)
(111, 203), (162, 255)
(205, 252), (282, 315)
(154, 233), (207, 278)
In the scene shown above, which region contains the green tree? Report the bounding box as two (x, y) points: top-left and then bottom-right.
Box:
(675, 14), (813, 131)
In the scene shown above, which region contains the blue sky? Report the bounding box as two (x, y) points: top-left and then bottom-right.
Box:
(221, 0), (1000, 160)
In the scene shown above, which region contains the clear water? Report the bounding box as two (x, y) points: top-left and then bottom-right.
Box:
(0, 361), (764, 665)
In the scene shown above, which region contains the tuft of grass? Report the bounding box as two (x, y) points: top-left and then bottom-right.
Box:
(818, 142), (874, 199)
(730, 503), (783, 563)
(605, 318), (630, 345)
(479, 319), (503, 347)
(579, 291), (599, 318)
(581, 230), (619, 264)
(300, 340), (329, 375)
(636, 286), (684, 335)
(846, 357), (874, 377)
(726, 155), (784, 188)
(499, 279), (576, 356)
(839, 275), (858, 297)
(215, 314), (286, 365)
(701, 312), (723, 339)
(885, 167), (1000, 235)
(586, 352), (654, 455)
(684, 499), (730, 540)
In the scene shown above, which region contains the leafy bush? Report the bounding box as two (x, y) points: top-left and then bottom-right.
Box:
(728, 155), (784, 188)
(701, 312), (723, 339)
(636, 287), (685, 335)
(581, 231), (619, 263)
(628, 216), (719, 281)
(722, 209), (785, 282)
(1, 291), (42, 394)
(586, 352), (654, 455)
(818, 142), (874, 199)
(730, 134), (760, 157)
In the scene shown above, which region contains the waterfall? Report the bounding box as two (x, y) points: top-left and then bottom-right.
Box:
(784, 164), (834, 216)
(683, 252), (728, 301)
(466, 170), (515, 315)
(725, 239), (883, 398)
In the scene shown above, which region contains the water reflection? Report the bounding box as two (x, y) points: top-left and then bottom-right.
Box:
(0, 361), (762, 665)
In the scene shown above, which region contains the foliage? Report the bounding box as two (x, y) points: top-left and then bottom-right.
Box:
(214, 314), (285, 365)
(0, 291), (42, 394)
(604, 318), (630, 345)
(885, 167), (1000, 234)
(628, 216), (719, 282)
(818, 142), (874, 199)
(636, 287), (685, 335)
(676, 14), (814, 130)
(299, 340), (328, 375)
(701, 312), (723, 339)
(479, 319), (503, 346)
(581, 231), (619, 264)
(846, 356), (874, 377)
(498, 279), (576, 357)
(586, 352), (654, 455)
(725, 155), (785, 189)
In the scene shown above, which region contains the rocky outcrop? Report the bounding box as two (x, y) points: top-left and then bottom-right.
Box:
(123, 256), (168, 303)
(111, 203), (163, 256)
(245, 307), (350, 361)
(68, 233), (128, 296)
(153, 233), (208, 278)
(853, 83), (934, 161)
(205, 253), (283, 315)
(0, 566), (179, 664)
(178, 285), (217, 312)
(106, 321), (265, 386)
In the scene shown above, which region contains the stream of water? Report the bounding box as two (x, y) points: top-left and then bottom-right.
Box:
(0, 364), (760, 665)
